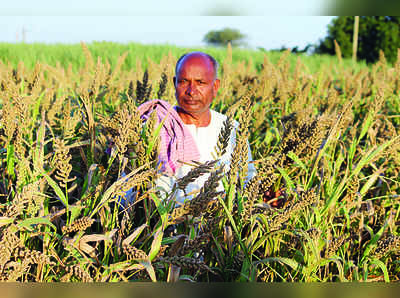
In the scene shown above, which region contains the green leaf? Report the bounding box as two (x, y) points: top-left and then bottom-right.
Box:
(239, 258), (251, 282)
(150, 192), (168, 225)
(149, 226), (164, 261)
(306, 103), (351, 191)
(146, 117), (165, 155)
(358, 109), (375, 144)
(362, 222), (388, 262)
(323, 136), (400, 215)
(287, 151), (308, 172)
(277, 166), (295, 194)
(353, 136), (399, 178)
(81, 164), (104, 203)
(217, 195), (249, 260)
(89, 164), (148, 217)
(17, 217), (57, 231)
(33, 112), (46, 171)
(369, 259), (390, 282)
(0, 216), (14, 227)
(256, 257), (303, 273)
(69, 205), (84, 223)
(32, 92), (45, 124)
(6, 144), (15, 179)
(140, 260), (157, 282)
(42, 172), (68, 208)
(106, 260), (137, 272)
(359, 169), (384, 197)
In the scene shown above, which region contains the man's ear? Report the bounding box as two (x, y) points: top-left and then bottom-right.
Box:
(213, 78), (220, 95)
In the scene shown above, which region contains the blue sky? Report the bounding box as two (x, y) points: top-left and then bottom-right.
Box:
(2, 0), (326, 16)
(1, 1), (335, 50)
(1, 16), (335, 50)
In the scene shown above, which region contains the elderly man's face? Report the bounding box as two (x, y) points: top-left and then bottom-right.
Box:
(174, 54), (220, 118)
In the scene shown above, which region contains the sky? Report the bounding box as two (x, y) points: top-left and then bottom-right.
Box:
(1, 16), (335, 50)
(2, 0), (326, 16)
(1, 1), (336, 51)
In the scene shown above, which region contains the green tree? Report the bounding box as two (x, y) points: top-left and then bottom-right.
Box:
(315, 16), (400, 64)
(203, 28), (246, 47)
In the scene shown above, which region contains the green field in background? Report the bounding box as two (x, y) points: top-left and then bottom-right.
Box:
(0, 41), (367, 74)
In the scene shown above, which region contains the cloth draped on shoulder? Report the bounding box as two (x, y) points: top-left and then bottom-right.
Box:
(137, 99), (200, 176)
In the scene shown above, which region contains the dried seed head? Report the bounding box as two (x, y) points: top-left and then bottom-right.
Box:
(155, 245), (169, 260)
(214, 116), (233, 158)
(170, 203), (192, 221)
(14, 247), (55, 266)
(179, 234), (211, 256)
(62, 217), (95, 234)
(268, 189), (317, 232)
(176, 160), (218, 192)
(158, 256), (214, 274)
(171, 166), (224, 221)
(326, 236), (346, 258)
(5, 258), (31, 281)
(116, 168), (155, 195)
(157, 72), (168, 99)
(305, 228), (321, 240)
(373, 235), (400, 259)
(0, 228), (20, 268)
(123, 244), (148, 260)
(206, 215), (222, 231)
(241, 175), (261, 222)
(65, 265), (93, 282)
(136, 69), (152, 104)
(188, 166), (224, 217)
(53, 138), (76, 188)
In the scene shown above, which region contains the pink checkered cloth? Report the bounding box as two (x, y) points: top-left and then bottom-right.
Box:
(137, 99), (200, 175)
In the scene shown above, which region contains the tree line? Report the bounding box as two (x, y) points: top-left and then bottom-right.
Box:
(204, 17), (400, 64)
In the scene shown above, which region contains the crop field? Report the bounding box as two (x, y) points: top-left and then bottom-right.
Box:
(0, 43), (399, 282)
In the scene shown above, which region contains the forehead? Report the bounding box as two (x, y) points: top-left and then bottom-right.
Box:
(177, 55), (215, 78)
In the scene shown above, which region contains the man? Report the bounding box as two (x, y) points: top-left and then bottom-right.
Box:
(173, 52), (220, 128)
(139, 51), (256, 205)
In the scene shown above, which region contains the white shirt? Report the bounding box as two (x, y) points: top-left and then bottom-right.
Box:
(156, 109), (256, 205)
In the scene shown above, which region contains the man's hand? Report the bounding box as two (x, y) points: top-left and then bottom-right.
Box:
(263, 188), (286, 208)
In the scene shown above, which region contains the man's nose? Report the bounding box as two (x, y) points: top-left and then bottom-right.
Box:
(186, 82), (196, 96)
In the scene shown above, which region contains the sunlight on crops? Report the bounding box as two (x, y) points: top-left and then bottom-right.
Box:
(0, 43), (399, 282)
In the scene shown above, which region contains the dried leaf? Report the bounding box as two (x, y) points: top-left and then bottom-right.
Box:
(78, 241), (96, 258)
(80, 229), (117, 243)
(224, 225), (233, 254)
(122, 223), (147, 247)
(140, 260), (157, 282)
